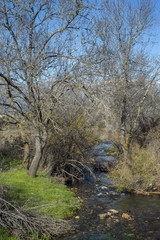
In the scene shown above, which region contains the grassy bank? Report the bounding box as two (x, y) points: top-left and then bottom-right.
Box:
(0, 154), (82, 239)
(0, 228), (18, 240)
(1, 168), (81, 219)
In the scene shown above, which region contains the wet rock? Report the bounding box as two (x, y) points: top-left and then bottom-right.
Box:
(100, 186), (108, 190)
(114, 219), (120, 223)
(121, 193), (125, 196)
(108, 209), (119, 214)
(127, 234), (135, 237)
(109, 191), (119, 196)
(106, 212), (112, 217)
(122, 213), (133, 220)
(99, 209), (119, 220)
(97, 193), (103, 197)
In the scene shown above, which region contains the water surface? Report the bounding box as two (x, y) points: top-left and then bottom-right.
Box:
(59, 143), (160, 240)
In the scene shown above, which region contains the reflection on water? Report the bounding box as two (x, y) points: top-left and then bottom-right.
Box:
(59, 143), (160, 240)
(118, 194), (160, 217)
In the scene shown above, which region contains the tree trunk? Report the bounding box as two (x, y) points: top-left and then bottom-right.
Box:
(23, 142), (30, 170)
(120, 132), (128, 159)
(28, 134), (43, 177)
(120, 91), (130, 159)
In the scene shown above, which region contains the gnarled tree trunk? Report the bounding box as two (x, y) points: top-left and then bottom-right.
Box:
(23, 142), (30, 170)
(28, 130), (47, 177)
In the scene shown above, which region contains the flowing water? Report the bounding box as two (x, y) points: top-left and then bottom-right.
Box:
(59, 143), (160, 240)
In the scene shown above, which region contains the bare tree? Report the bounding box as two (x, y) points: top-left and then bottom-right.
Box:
(92, 0), (160, 156)
(0, 0), (93, 176)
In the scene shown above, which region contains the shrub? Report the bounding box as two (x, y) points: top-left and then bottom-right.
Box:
(109, 145), (160, 192)
(104, 145), (118, 157)
(0, 118), (6, 129)
(43, 113), (98, 183)
(0, 151), (21, 171)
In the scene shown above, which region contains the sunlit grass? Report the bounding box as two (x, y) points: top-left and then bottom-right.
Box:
(1, 169), (81, 219)
(0, 228), (18, 240)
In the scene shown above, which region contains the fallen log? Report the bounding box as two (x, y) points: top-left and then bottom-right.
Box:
(133, 190), (160, 196)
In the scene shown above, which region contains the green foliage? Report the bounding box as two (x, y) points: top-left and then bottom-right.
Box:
(109, 146), (160, 192)
(0, 228), (51, 240)
(1, 169), (81, 219)
(0, 228), (18, 240)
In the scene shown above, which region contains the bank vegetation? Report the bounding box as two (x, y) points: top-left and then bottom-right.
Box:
(0, 0), (160, 238)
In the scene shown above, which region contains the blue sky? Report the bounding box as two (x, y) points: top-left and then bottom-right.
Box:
(140, 0), (160, 58)
(96, 0), (160, 58)
(151, 31), (160, 57)
(126, 0), (160, 58)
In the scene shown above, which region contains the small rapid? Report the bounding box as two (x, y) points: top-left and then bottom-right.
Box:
(59, 143), (160, 240)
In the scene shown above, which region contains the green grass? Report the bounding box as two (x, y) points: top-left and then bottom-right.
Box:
(1, 169), (81, 219)
(0, 228), (18, 240)
(0, 228), (50, 240)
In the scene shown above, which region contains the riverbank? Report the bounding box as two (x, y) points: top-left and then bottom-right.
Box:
(59, 142), (160, 240)
(0, 162), (82, 239)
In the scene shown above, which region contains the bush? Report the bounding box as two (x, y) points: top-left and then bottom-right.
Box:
(43, 113), (98, 183)
(0, 151), (21, 171)
(0, 118), (6, 130)
(109, 145), (160, 192)
(0, 133), (24, 162)
(104, 145), (118, 157)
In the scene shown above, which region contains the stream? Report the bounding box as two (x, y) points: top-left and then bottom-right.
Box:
(59, 143), (160, 240)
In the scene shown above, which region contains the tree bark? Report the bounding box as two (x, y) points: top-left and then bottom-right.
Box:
(23, 142), (30, 170)
(28, 134), (43, 177)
